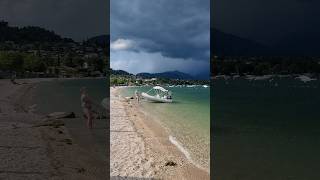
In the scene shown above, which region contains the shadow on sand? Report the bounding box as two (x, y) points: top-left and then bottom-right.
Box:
(111, 177), (160, 180)
(146, 100), (180, 104)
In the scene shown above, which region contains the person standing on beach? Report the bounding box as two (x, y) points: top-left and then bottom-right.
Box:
(80, 87), (94, 129)
(11, 71), (18, 84)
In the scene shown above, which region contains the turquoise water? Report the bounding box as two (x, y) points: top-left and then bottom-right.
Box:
(33, 78), (108, 115)
(121, 86), (210, 170)
(213, 77), (320, 180)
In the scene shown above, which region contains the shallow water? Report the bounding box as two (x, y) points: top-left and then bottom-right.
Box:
(121, 86), (210, 171)
(31, 78), (108, 171)
(213, 77), (320, 180)
(33, 78), (107, 115)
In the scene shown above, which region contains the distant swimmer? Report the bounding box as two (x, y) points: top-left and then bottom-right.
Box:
(80, 87), (94, 129)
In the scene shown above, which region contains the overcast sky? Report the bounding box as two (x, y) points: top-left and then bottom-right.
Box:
(212, 0), (320, 47)
(0, 0), (109, 41)
(110, 0), (210, 76)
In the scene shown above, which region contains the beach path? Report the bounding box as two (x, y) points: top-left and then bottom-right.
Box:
(0, 80), (55, 179)
(110, 88), (157, 178)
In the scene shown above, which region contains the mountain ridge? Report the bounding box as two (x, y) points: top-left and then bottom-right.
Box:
(0, 20), (73, 43)
(136, 70), (194, 80)
(0, 20), (110, 45)
(212, 28), (270, 56)
(111, 69), (199, 80)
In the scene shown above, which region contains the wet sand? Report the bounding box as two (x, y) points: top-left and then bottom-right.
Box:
(0, 78), (107, 179)
(110, 87), (209, 180)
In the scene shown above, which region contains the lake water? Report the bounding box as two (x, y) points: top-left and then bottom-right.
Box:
(121, 86), (210, 171)
(31, 78), (108, 166)
(212, 77), (320, 180)
(32, 78), (108, 115)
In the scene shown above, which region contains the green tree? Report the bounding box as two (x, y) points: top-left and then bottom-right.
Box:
(24, 54), (47, 72)
(0, 51), (24, 72)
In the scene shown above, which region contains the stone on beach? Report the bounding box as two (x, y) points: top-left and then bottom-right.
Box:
(33, 119), (65, 128)
(46, 112), (76, 119)
(165, 161), (177, 166)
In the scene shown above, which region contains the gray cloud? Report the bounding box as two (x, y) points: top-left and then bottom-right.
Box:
(111, 0), (210, 61)
(0, 0), (109, 41)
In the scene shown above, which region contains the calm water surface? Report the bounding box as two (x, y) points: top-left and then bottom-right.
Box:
(33, 78), (107, 115)
(213, 77), (320, 180)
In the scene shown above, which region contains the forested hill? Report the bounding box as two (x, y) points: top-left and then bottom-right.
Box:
(136, 71), (194, 80)
(0, 21), (73, 43)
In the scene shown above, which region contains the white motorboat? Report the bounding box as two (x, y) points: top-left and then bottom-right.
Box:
(186, 85), (196, 88)
(141, 86), (173, 103)
(295, 75), (317, 83)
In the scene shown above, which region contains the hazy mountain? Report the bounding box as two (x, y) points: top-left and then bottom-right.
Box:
(193, 71), (210, 80)
(136, 71), (194, 80)
(86, 35), (109, 47)
(110, 69), (132, 76)
(212, 28), (270, 56)
(272, 32), (320, 56)
(212, 28), (320, 56)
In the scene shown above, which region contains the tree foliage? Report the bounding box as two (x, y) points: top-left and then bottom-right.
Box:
(212, 56), (320, 76)
(0, 51), (47, 72)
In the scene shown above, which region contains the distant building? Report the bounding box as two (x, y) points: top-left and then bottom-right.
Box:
(84, 53), (98, 59)
(144, 78), (157, 82)
(83, 62), (88, 69)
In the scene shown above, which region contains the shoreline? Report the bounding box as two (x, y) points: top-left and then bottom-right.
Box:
(0, 78), (107, 179)
(118, 85), (210, 172)
(110, 86), (209, 179)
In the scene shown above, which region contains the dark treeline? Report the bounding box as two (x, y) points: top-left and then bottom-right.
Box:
(0, 51), (46, 72)
(0, 51), (106, 75)
(212, 56), (320, 76)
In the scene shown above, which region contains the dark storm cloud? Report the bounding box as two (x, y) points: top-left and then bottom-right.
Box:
(111, 0), (210, 61)
(0, 0), (109, 41)
(212, 0), (320, 47)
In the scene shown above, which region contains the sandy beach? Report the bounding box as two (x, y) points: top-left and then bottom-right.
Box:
(0, 78), (107, 179)
(110, 87), (209, 180)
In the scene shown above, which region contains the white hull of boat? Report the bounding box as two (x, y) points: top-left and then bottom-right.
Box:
(141, 92), (172, 103)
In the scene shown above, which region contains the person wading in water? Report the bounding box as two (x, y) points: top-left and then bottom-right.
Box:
(80, 87), (94, 129)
